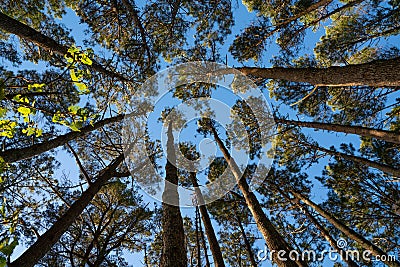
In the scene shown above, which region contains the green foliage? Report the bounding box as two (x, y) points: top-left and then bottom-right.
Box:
(0, 83), (4, 101)
(22, 126), (42, 137)
(0, 120), (17, 138)
(27, 83), (45, 92)
(0, 1), (399, 266)
(0, 196), (19, 264)
(64, 45), (93, 94)
(0, 157), (5, 174)
(39, 182), (153, 266)
(65, 46), (93, 66)
(51, 105), (97, 131)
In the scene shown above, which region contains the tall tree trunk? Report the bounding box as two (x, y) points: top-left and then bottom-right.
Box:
(273, 0), (333, 27)
(160, 123), (187, 267)
(210, 126), (307, 267)
(0, 114), (127, 163)
(8, 153), (126, 267)
(199, 213), (212, 267)
(291, 0), (363, 40)
(235, 214), (258, 267)
(276, 118), (400, 145)
(190, 172), (226, 267)
(195, 206), (202, 267)
(0, 12), (129, 82)
(276, 188), (359, 267)
(291, 191), (400, 267)
(236, 57), (400, 87)
(303, 142), (400, 177)
(301, 207), (359, 267)
(254, 0), (334, 42)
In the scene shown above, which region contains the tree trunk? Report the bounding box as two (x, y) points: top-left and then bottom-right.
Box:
(276, 188), (359, 267)
(304, 142), (400, 177)
(256, 0), (334, 41)
(199, 213), (212, 267)
(8, 153), (126, 267)
(236, 214), (258, 267)
(273, 0), (333, 27)
(0, 114), (126, 163)
(0, 12), (129, 82)
(291, 0), (363, 41)
(210, 126), (307, 267)
(237, 57), (400, 87)
(301, 207), (359, 267)
(160, 123), (187, 267)
(190, 172), (226, 267)
(291, 191), (400, 267)
(195, 206), (202, 267)
(276, 118), (400, 145)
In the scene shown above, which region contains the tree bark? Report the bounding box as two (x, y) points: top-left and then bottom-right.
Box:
(0, 12), (129, 82)
(160, 123), (187, 267)
(276, 118), (400, 145)
(291, 191), (400, 267)
(237, 57), (400, 87)
(190, 172), (226, 267)
(199, 213), (212, 267)
(304, 142), (400, 177)
(291, 0), (364, 41)
(8, 153), (126, 267)
(276, 188), (359, 267)
(210, 126), (307, 267)
(0, 114), (126, 163)
(195, 206), (202, 267)
(301, 207), (359, 267)
(273, 0), (333, 27)
(254, 0), (334, 43)
(236, 214), (258, 267)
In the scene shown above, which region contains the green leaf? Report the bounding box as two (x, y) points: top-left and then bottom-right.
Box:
(28, 83), (45, 92)
(0, 83), (4, 101)
(67, 45), (80, 55)
(22, 127), (37, 137)
(0, 121), (17, 138)
(0, 238), (18, 256)
(12, 94), (21, 102)
(35, 128), (43, 137)
(70, 69), (79, 82)
(75, 82), (88, 93)
(65, 55), (74, 63)
(0, 256), (6, 267)
(69, 121), (82, 131)
(17, 106), (31, 116)
(0, 157), (5, 174)
(80, 54), (92, 65)
(68, 105), (81, 115)
(52, 115), (59, 123)
(0, 107), (7, 118)
(13, 95), (29, 103)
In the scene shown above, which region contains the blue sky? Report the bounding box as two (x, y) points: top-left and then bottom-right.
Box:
(5, 1), (400, 266)
(5, 3), (342, 266)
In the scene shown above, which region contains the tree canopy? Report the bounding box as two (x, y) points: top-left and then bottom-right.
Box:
(0, 0), (399, 267)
